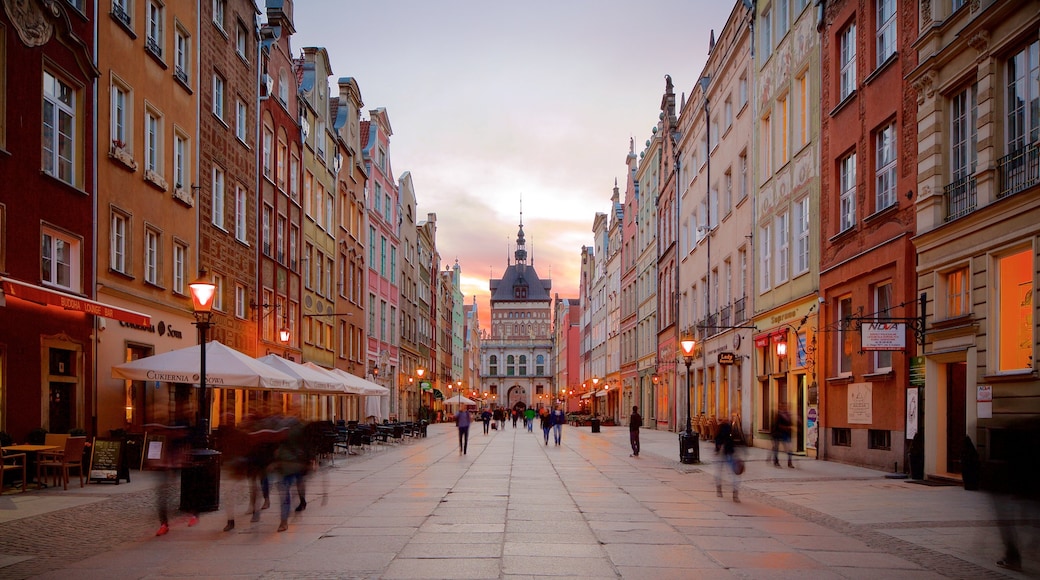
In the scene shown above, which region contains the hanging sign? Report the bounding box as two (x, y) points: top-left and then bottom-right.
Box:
(861, 322), (906, 351)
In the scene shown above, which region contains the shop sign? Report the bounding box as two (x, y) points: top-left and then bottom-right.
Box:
(717, 352), (736, 365)
(861, 322), (906, 351)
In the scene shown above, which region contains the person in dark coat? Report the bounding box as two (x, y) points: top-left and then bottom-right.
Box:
(629, 406), (643, 457)
(539, 408), (553, 446)
(771, 404), (794, 468)
(714, 417), (741, 502)
(455, 408), (471, 455)
(480, 408), (492, 435)
(551, 405), (567, 446)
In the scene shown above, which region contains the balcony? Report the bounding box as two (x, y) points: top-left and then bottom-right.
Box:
(734, 297), (747, 324)
(111, 3), (130, 26)
(720, 304), (732, 329)
(145, 36), (162, 58)
(997, 143), (1039, 200)
(943, 174), (976, 222)
(174, 67), (188, 85)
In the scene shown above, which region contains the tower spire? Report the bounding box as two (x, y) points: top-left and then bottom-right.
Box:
(515, 195), (527, 265)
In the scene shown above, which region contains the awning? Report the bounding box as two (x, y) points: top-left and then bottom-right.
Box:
(3, 277), (150, 326)
(595, 390), (608, 398)
(432, 389), (444, 400)
(580, 392), (594, 399)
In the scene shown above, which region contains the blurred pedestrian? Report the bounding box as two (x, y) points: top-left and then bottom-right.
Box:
(771, 403), (794, 468)
(455, 407), (471, 455)
(987, 418), (1040, 571)
(629, 406), (642, 457)
(270, 412), (308, 532)
(551, 405), (567, 446)
(714, 417), (741, 502)
(150, 421), (195, 536)
(540, 408), (553, 446)
(481, 408), (492, 434)
(493, 407), (505, 431)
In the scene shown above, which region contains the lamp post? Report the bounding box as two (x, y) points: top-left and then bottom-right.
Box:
(679, 335), (699, 464)
(415, 367), (425, 421)
(189, 272), (216, 436)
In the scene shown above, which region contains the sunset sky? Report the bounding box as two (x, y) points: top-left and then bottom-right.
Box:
(292, 1), (733, 329)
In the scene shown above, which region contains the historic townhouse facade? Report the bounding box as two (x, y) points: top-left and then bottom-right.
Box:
(605, 184), (624, 422)
(552, 296), (580, 410)
(620, 167), (640, 421)
(415, 214), (435, 418)
(584, 212), (611, 418)
(361, 109), (401, 414)
(257, 0), (302, 366)
(909, 0), (1040, 480)
(0, 0), (106, 440)
(397, 171), (420, 419)
(818, 0), (918, 470)
(631, 139), (659, 428)
(95, 0), (200, 435)
(750, 0), (821, 455)
(483, 220), (553, 412)
(678, 2), (756, 441)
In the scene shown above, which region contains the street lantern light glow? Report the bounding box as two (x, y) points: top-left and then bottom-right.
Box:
(416, 367), (425, 378)
(680, 337), (696, 359)
(279, 326), (290, 343)
(189, 272), (216, 312)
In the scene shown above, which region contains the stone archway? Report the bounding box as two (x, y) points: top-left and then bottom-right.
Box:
(507, 385), (526, 410)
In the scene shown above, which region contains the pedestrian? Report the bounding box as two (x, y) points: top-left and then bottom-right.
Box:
(493, 407), (504, 431)
(629, 406), (642, 457)
(270, 412), (308, 532)
(771, 404), (794, 468)
(455, 407), (471, 455)
(512, 408), (519, 429)
(714, 417), (741, 502)
(525, 407), (536, 432)
(551, 405), (567, 445)
(987, 418), (1040, 571)
(481, 408), (492, 434)
(540, 408), (553, 445)
(151, 414), (196, 536)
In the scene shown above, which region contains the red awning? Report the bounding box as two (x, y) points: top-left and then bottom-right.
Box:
(2, 278), (151, 326)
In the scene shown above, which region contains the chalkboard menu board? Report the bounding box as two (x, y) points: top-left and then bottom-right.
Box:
(89, 438), (129, 484)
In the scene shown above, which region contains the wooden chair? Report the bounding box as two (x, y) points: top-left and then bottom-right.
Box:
(1, 446), (27, 493)
(38, 436), (86, 490)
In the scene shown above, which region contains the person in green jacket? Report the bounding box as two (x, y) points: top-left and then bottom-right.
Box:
(524, 407), (536, 432)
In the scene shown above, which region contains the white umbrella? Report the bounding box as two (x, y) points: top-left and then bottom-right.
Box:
(443, 394), (477, 406)
(256, 355), (347, 393)
(112, 341), (298, 390)
(328, 368), (389, 396)
(301, 364), (365, 395)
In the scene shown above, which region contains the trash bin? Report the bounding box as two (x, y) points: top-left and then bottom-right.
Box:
(180, 449), (221, 513)
(590, 418), (601, 433)
(679, 430), (700, 464)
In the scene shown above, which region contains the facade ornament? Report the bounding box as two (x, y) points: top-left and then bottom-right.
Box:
(912, 70), (938, 106)
(3, 0), (58, 47)
(919, 0), (932, 32)
(968, 29), (989, 59)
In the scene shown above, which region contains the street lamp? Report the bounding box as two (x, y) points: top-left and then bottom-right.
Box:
(189, 271), (216, 437)
(415, 366), (425, 421)
(679, 334), (700, 465)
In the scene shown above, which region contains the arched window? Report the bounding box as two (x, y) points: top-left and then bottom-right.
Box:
(536, 355), (545, 375)
(519, 355), (527, 376)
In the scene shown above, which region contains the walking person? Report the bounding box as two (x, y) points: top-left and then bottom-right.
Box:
(771, 404), (794, 468)
(540, 408), (553, 446)
(481, 408), (492, 435)
(525, 407), (536, 432)
(512, 409), (519, 429)
(455, 407), (471, 455)
(629, 406), (643, 457)
(551, 405), (567, 445)
(714, 417), (742, 502)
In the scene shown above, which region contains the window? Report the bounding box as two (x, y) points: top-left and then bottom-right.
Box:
(373, 183), (382, 215)
(832, 428), (851, 447)
(838, 296), (854, 375)
(795, 72), (808, 148)
(277, 140), (287, 190)
(144, 228), (159, 285)
(775, 212), (789, 284)
(235, 284), (246, 318)
(326, 256), (334, 299)
(738, 247), (748, 300)
(41, 227), (79, 291)
(778, 93), (789, 163)
(305, 242), (314, 288)
(212, 166), (225, 228)
(868, 429), (891, 450)
(795, 197), (810, 275)
(724, 98), (733, 132)
(304, 170), (313, 215)
(380, 235), (387, 277)
(262, 204), (271, 256)
(759, 224), (771, 293)
(289, 224), (298, 269)
(506, 355), (515, 376)
(235, 99), (247, 142)
(314, 183), (324, 228)
(380, 300), (387, 341)
(739, 72), (748, 108)
(368, 226), (375, 265)
(262, 127), (272, 178)
(111, 211), (127, 274)
(173, 242), (186, 294)
(876, 0), (896, 66)
(174, 25), (190, 85)
(112, 0), (131, 26)
(146, 1), (163, 58)
(213, 274), (224, 311)
(111, 83), (130, 148)
(278, 69), (288, 104)
(995, 248), (1033, 372)
(316, 121), (326, 159)
(236, 22), (248, 58)
(235, 186), (247, 242)
(489, 355), (498, 376)
(874, 282), (893, 371)
(739, 150), (748, 200)
(277, 215), (286, 263)
(875, 124), (897, 211)
(173, 131), (187, 188)
(761, 113), (772, 175)
(776, 0), (789, 40)
(212, 0), (225, 30)
(326, 191), (334, 232)
(840, 23), (857, 100)
(761, 9), (772, 59)
(212, 74), (225, 119)
(390, 246), (397, 284)
(42, 71), (76, 185)
(384, 193), (392, 222)
(536, 355), (545, 375)
(519, 355), (527, 376)
(944, 266), (969, 318)
(723, 169), (733, 215)
(1005, 40), (1039, 153)
(950, 83), (978, 180)
(290, 154), (300, 201)
(144, 108), (161, 174)
(840, 152), (857, 232)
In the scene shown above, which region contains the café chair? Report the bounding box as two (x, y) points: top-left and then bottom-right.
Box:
(38, 436), (86, 490)
(1, 446), (27, 493)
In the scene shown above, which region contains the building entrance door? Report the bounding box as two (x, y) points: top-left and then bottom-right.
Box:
(946, 362), (967, 474)
(48, 383), (73, 434)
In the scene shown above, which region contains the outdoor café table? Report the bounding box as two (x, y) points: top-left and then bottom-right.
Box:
(4, 445), (59, 487)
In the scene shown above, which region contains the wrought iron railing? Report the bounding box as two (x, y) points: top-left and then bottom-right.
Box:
(997, 143), (1039, 200)
(734, 297), (747, 324)
(943, 174), (976, 222)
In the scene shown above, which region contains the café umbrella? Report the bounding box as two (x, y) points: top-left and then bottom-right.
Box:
(257, 355), (347, 393)
(442, 394), (477, 406)
(112, 341), (299, 390)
